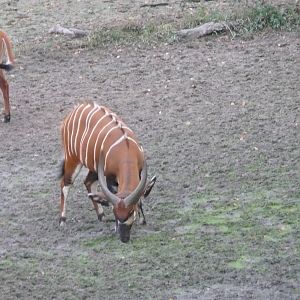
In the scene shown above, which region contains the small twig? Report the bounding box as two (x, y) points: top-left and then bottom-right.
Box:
(224, 22), (235, 38)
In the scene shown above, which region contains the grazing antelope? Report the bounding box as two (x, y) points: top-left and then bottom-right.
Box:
(59, 101), (156, 243)
(0, 30), (15, 123)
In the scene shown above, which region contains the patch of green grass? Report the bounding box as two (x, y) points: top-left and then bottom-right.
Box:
(179, 189), (299, 261)
(246, 153), (268, 172)
(241, 2), (300, 33)
(31, 190), (51, 199)
(0, 256), (39, 281)
(228, 256), (249, 270)
(182, 2), (300, 36)
(76, 187), (299, 299)
(88, 21), (176, 48)
(3, 185), (298, 299)
(182, 6), (231, 29)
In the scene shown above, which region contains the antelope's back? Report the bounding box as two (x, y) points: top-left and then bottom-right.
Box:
(62, 102), (143, 172)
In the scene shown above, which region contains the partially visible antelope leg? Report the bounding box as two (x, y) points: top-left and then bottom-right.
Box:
(59, 160), (82, 225)
(0, 71), (10, 123)
(84, 171), (107, 221)
(138, 200), (146, 225)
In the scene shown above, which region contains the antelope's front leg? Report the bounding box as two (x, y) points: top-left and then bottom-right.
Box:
(138, 200), (146, 225)
(59, 161), (82, 225)
(84, 171), (107, 221)
(59, 180), (69, 225)
(0, 74), (10, 123)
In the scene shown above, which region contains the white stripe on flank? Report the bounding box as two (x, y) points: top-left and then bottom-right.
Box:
(120, 126), (133, 133)
(79, 105), (100, 162)
(74, 105), (92, 156)
(70, 104), (90, 155)
(65, 104), (84, 159)
(62, 119), (66, 156)
(104, 134), (126, 171)
(126, 136), (144, 153)
(86, 116), (113, 168)
(91, 119), (117, 171)
(80, 104), (108, 162)
(100, 122), (120, 152)
(84, 110), (112, 166)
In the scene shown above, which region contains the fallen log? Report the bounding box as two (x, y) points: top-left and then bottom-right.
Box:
(49, 24), (88, 38)
(140, 2), (169, 7)
(177, 21), (237, 40)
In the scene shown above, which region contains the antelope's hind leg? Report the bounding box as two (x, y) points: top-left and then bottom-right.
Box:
(0, 71), (10, 123)
(59, 160), (82, 225)
(84, 171), (108, 222)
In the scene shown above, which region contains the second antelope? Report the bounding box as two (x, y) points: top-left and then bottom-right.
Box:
(0, 30), (15, 123)
(59, 101), (156, 243)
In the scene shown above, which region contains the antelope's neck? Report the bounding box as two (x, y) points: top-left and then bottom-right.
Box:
(117, 162), (141, 197)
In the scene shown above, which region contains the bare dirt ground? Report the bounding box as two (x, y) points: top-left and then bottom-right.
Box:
(0, 0), (299, 299)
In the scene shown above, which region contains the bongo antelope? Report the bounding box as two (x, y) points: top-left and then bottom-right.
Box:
(59, 101), (156, 242)
(0, 30), (15, 123)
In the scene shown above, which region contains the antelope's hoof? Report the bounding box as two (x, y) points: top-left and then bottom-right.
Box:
(3, 114), (10, 123)
(59, 217), (66, 226)
(98, 213), (105, 222)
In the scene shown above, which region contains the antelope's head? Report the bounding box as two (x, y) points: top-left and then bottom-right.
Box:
(98, 161), (155, 243)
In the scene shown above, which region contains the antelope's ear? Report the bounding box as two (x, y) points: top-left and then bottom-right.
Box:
(143, 176), (157, 198)
(88, 192), (110, 206)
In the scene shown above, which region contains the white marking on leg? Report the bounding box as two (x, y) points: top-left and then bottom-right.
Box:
(61, 186), (70, 218)
(71, 164), (83, 182)
(60, 164), (82, 221)
(90, 181), (98, 194)
(90, 181), (104, 215)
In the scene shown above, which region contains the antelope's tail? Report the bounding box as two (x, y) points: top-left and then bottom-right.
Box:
(0, 31), (15, 69)
(58, 160), (65, 179)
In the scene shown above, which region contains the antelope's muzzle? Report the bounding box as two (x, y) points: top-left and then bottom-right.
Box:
(117, 222), (132, 243)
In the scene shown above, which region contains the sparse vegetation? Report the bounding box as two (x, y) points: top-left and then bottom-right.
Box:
(87, 2), (300, 47)
(88, 21), (175, 48)
(240, 2), (300, 33)
(1, 186), (298, 299)
(1, 0), (299, 299)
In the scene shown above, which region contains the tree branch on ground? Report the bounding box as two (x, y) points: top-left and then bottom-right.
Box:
(49, 24), (88, 38)
(140, 2), (169, 8)
(177, 21), (238, 40)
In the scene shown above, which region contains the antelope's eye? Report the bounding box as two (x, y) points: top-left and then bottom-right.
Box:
(119, 210), (137, 225)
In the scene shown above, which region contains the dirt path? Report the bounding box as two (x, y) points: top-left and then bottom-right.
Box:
(0, 1), (299, 299)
